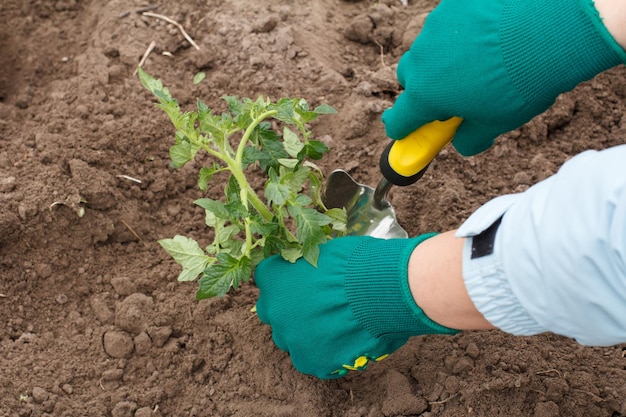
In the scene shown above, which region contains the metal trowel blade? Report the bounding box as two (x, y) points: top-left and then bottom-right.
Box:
(323, 169), (408, 239)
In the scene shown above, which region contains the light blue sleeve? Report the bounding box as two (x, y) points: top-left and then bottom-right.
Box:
(457, 145), (626, 346)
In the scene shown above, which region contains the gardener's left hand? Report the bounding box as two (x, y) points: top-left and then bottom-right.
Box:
(254, 234), (458, 379)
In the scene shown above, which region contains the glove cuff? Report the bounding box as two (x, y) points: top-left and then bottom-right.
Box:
(345, 234), (459, 340)
(501, 0), (626, 110)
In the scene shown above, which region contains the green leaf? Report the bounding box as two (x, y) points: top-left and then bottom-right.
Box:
(307, 167), (324, 207)
(288, 206), (332, 266)
(265, 181), (291, 206)
(241, 146), (264, 169)
(248, 124), (287, 171)
(197, 112), (234, 149)
(277, 158), (299, 169)
(227, 95), (265, 130)
(280, 246), (303, 263)
(216, 224), (241, 245)
(224, 176), (243, 205)
(314, 103), (337, 115)
(299, 140), (329, 160)
(293, 193), (313, 206)
(193, 72), (206, 84)
(196, 99), (212, 126)
(155, 101), (182, 127)
(283, 127), (303, 158)
(224, 199), (248, 219)
(137, 68), (173, 101)
(197, 268), (231, 299)
(325, 207), (347, 234)
(242, 134), (288, 172)
(251, 122), (280, 144)
(222, 95), (244, 116)
(283, 166), (311, 194)
(169, 139), (198, 168)
(233, 110), (253, 131)
(250, 220), (279, 237)
(196, 253), (252, 299)
(158, 236), (213, 282)
(249, 246), (266, 267)
(270, 99), (296, 124)
(261, 234), (287, 258)
(296, 110), (319, 125)
(197, 164), (221, 191)
(195, 198), (231, 220)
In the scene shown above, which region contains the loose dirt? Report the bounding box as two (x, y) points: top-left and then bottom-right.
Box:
(1, 1), (626, 416)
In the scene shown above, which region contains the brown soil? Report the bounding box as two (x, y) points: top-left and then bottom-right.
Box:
(2, 1), (626, 416)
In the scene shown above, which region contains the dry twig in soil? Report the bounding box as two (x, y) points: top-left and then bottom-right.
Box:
(142, 11), (200, 50)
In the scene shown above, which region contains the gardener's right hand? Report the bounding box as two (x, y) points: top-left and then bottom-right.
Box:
(254, 234), (458, 379)
(382, 0), (626, 157)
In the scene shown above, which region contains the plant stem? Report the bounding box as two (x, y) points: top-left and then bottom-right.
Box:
(235, 109), (277, 163)
(227, 109), (279, 223)
(223, 154), (273, 221)
(241, 188), (253, 255)
(198, 131), (273, 222)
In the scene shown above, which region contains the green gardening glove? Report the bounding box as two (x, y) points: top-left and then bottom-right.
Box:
(382, 0), (626, 156)
(254, 234), (458, 379)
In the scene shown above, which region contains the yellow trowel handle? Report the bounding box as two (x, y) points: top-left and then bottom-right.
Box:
(380, 117), (463, 186)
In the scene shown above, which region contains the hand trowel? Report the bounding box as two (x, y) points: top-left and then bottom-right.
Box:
(323, 117), (463, 239)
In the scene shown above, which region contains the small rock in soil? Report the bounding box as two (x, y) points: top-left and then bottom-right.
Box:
(16, 332), (37, 345)
(513, 171), (532, 186)
(107, 64), (127, 84)
(274, 26), (294, 51)
(114, 293), (155, 334)
(31, 386), (49, 404)
(110, 276), (137, 296)
(90, 294), (114, 324)
(344, 14), (374, 44)
(68, 159), (117, 210)
(35, 263), (52, 279)
(533, 401), (560, 417)
(111, 401), (138, 417)
(465, 342), (480, 359)
(0, 176), (16, 192)
(544, 377), (569, 402)
(147, 326), (172, 348)
(103, 330), (134, 359)
(102, 47), (119, 58)
(14, 93), (31, 109)
(444, 375), (460, 395)
(369, 3), (394, 24)
(102, 368), (124, 381)
(134, 331), (152, 355)
(381, 369), (428, 417)
(452, 357), (474, 375)
(427, 382), (444, 402)
(252, 13), (278, 33)
(134, 407), (153, 417)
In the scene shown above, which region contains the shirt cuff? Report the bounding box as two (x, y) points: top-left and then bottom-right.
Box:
(461, 229), (547, 337)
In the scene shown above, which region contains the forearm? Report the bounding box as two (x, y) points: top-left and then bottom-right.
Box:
(414, 147), (626, 346)
(595, 0), (626, 49)
(408, 230), (495, 330)
(405, 0), (626, 334)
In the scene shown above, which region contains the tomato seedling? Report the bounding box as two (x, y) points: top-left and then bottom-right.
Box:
(138, 68), (346, 299)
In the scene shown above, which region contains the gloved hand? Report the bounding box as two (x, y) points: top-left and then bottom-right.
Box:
(254, 234), (458, 379)
(382, 0), (626, 156)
